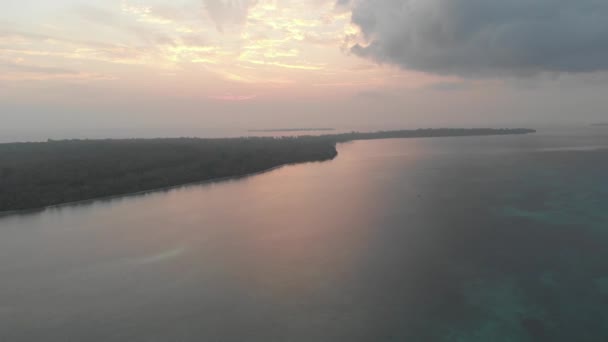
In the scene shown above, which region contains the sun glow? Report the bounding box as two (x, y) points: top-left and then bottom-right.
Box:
(0, 0), (458, 112)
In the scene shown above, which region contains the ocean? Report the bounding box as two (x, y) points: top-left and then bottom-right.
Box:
(1, 126), (607, 341)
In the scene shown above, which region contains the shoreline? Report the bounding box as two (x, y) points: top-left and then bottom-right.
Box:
(0, 128), (535, 217)
(0, 161), (322, 218)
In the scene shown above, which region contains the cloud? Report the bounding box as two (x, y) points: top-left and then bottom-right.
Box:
(0, 29), (153, 65)
(0, 62), (78, 75)
(303, 33), (341, 46)
(427, 81), (471, 91)
(203, 0), (258, 32)
(180, 35), (208, 47)
(121, 2), (183, 25)
(355, 89), (395, 100)
(74, 5), (117, 24)
(0, 62), (114, 81)
(347, 0), (608, 77)
(74, 4), (178, 46)
(334, 0), (352, 12)
(209, 94), (258, 101)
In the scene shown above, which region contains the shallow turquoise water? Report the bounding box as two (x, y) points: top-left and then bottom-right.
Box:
(470, 152), (608, 342)
(1, 127), (608, 341)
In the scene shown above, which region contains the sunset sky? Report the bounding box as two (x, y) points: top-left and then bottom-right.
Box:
(2, 0), (608, 140)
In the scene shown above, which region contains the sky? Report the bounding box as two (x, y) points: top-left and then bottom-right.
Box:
(2, 0), (608, 140)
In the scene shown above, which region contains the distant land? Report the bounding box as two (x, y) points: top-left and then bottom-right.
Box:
(248, 128), (336, 132)
(0, 128), (535, 213)
(591, 123), (608, 126)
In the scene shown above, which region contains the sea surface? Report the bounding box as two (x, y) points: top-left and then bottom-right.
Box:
(1, 127), (608, 341)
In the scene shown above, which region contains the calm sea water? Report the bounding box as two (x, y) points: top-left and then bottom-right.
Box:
(1, 127), (608, 341)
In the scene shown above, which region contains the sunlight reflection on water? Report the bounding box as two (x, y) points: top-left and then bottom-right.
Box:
(1, 130), (608, 341)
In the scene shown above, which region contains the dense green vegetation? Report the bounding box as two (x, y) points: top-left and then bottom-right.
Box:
(0, 137), (337, 212)
(0, 128), (534, 212)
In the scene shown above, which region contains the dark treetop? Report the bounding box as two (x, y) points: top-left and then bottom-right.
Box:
(0, 128), (534, 212)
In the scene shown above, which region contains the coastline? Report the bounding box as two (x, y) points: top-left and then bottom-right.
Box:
(0, 128), (534, 217)
(0, 161), (319, 218)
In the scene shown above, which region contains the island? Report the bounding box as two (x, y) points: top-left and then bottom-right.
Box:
(0, 128), (535, 213)
(248, 128), (336, 132)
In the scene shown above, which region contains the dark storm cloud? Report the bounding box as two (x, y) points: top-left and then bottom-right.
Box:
(334, 0), (352, 10)
(347, 0), (608, 76)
